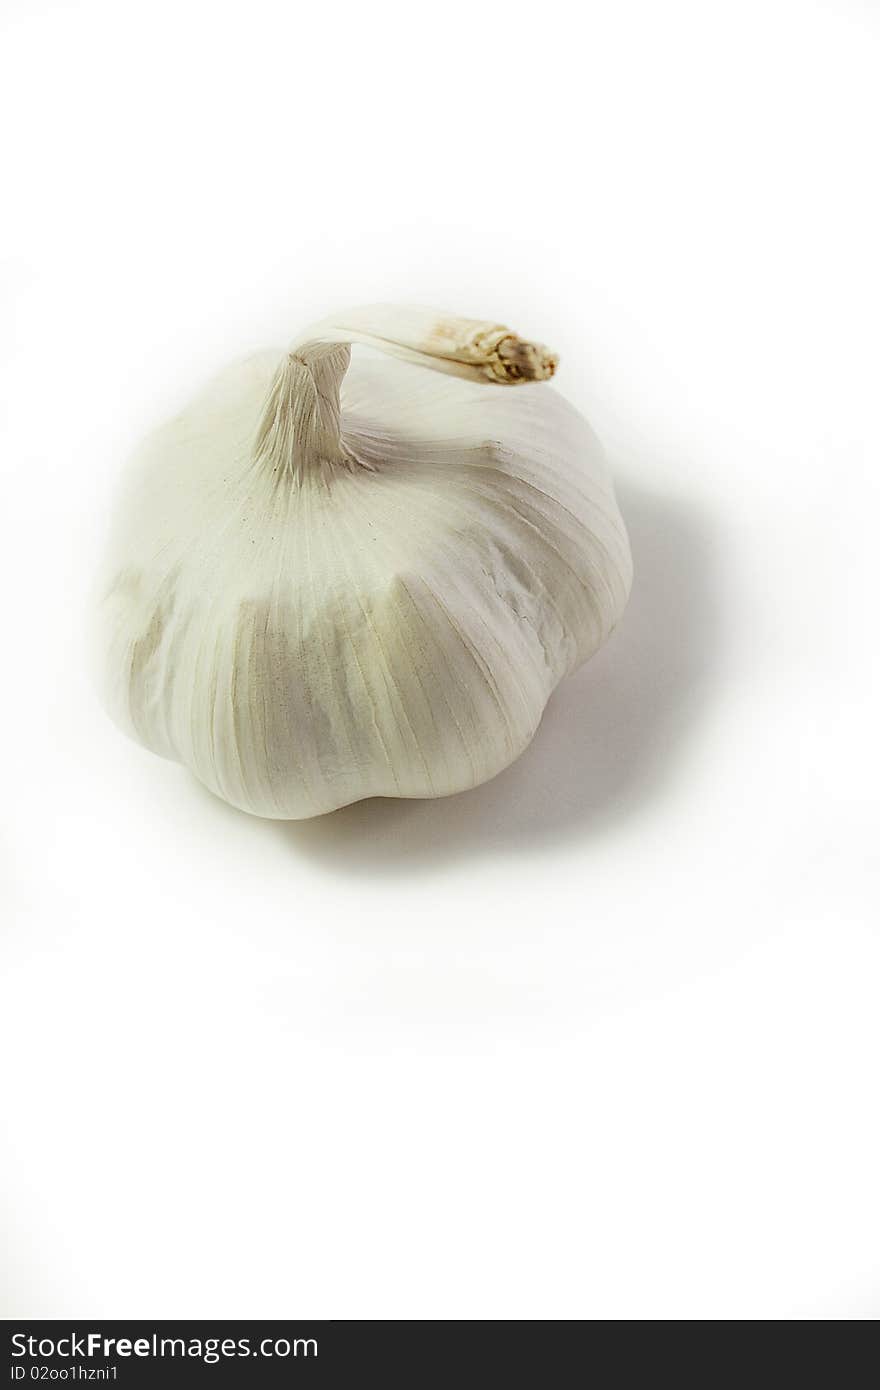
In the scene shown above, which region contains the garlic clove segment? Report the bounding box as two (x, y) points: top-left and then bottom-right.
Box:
(97, 306), (632, 818)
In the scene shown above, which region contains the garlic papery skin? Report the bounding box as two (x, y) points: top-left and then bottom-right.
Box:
(97, 306), (632, 819)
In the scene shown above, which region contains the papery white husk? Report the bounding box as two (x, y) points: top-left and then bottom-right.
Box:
(97, 308), (633, 818)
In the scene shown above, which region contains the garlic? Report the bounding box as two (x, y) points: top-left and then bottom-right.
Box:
(98, 305), (633, 819)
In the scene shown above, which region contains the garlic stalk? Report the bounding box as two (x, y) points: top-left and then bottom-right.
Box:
(98, 305), (632, 818)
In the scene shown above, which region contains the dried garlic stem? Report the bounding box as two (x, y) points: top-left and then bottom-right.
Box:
(254, 306), (558, 479)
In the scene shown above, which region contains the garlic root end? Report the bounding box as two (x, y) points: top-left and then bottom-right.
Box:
(481, 332), (559, 384)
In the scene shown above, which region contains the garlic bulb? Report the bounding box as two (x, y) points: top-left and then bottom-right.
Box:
(98, 306), (632, 819)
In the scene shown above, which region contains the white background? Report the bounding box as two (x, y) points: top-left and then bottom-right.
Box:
(1, 0), (878, 1320)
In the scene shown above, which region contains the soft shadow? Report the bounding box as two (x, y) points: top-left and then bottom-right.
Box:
(262, 464), (724, 875)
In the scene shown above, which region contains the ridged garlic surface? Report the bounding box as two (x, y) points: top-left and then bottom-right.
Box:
(97, 306), (633, 819)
